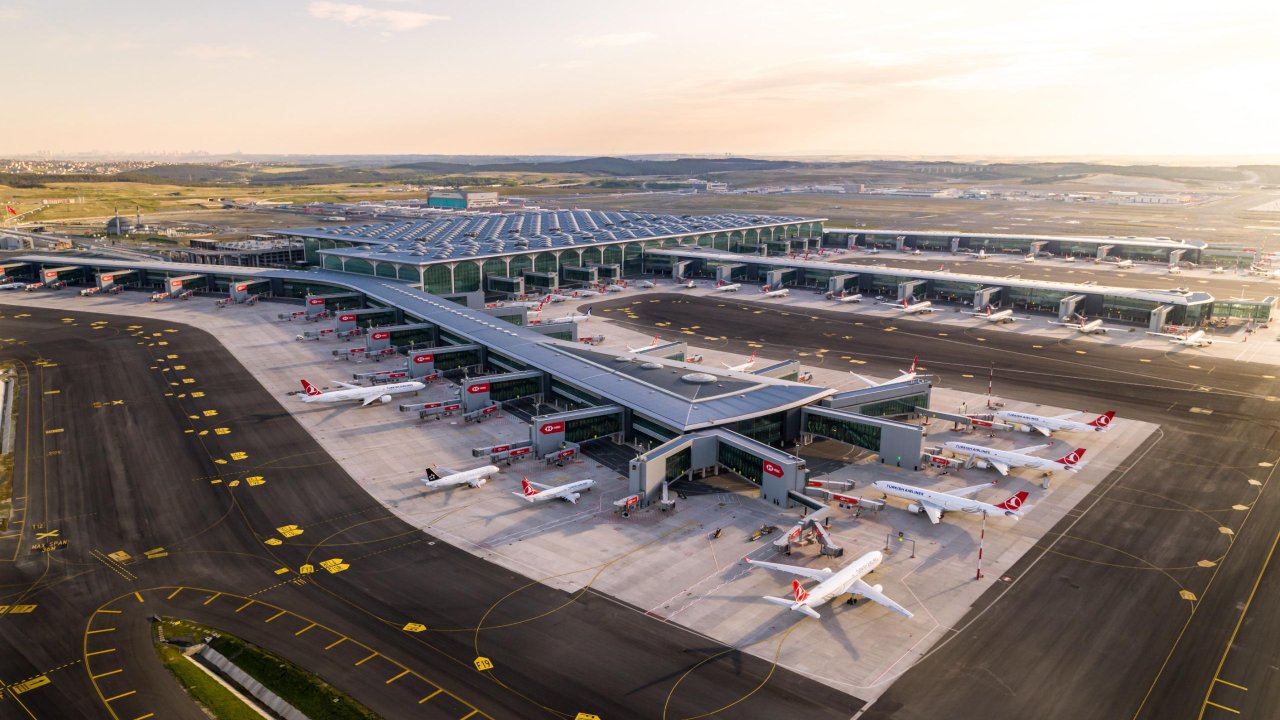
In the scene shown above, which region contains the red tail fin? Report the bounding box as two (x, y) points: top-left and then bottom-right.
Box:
(908, 356), (918, 373)
(300, 379), (322, 396)
(996, 491), (1028, 511)
(1088, 411), (1115, 428)
(1055, 448), (1086, 466)
(521, 478), (538, 496)
(791, 579), (809, 603)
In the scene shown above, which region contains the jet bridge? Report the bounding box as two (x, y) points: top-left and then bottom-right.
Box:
(1096, 244), (1115, 260)
(460, 370), (545, 412)
(1149, 304), (1176, 332)
(628, 428), (808, 507)
(362, 323), (436, 352)
(974, 286), (1002, 309)
(162, 274), (205, 297)
(897, 279), (927, 301)
(334, 307), (399, 334)
(230, 279), (271, 303)
(530, 405), (625, 455)
(801, 405), (925, 470)
(96, 269), (139, 290)
(1058, 293), (1087, 321)
(305, 292), (363, 319)
(713, 263), (745, 283)
(826, 273), (859, 295)
(40, 265), (83, 287)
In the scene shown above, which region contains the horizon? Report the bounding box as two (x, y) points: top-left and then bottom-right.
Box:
(3, 1), (1278, 158)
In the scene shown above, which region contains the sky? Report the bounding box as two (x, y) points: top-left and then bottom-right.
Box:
(3, 0), (1279, 159)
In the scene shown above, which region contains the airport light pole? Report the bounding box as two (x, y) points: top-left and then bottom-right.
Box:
(986, 362), (995, 409)
(976, 510), (987, 581)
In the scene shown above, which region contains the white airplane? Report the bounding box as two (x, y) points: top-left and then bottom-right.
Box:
(851, 356), (921, 388)
(421, 464), (499, 491)
(512, 477), (596, 504)
(627, 335), (661, 352)
(547, 293), (575, 303)
(992, 410), (1115, 436)
(508, 296), (550, 310)
(723, 351), (758, 372)
(713, 280), (741, 293)
(1248, 264), (1280, 278)
(941, 440), (1088, 477)
(605, 284), (627, 293)
(761, 285), (790, 298)
(636, 280), (656, 289)
(1146, 329), (1235, 347)
(882, 297), (934, 314)
(910, 248), (922, 256)
(298, 378), (426, 406)
(1111, 259), (1134, 269)
(676, 278), (696, 289)
(1211, 266), (1227, 275)
(1049, 314), (1109, 334)
(543, 308), (592, 325)
(1022, 254), (1037, 263)
(0, 282), (26, 291)
(744, 551), (913, 620)
(962, 249), (991, 260)
(1167, 265), (1183, 275)
(575, 289), (602, 297)
(971, 306), (1016, 324)
(871, 479), (1030, 525)
(834, 290), (863, 303)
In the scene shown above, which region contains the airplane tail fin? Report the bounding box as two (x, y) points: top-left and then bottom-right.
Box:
(908, 356), (918, 374)
(1088, 411), (1115, 429)
(1055, 448), (1087, 467)
(791, 579), (809, 603)
(995, 491), (1028, 512)
(300, 379), (322, 396)
(425, 468), (440, 481)
(520, 477), (539, 496)
(749, 351), (757, 362)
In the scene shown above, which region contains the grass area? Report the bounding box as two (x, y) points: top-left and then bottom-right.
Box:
(160, 619), (379, 720)
(0, 363), (14, 533)
(153, 638), (265, 720)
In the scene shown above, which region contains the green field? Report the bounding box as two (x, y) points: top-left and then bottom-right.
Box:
(153, 638), (264, 720)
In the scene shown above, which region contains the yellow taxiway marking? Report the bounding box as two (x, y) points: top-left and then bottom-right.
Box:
(9, 675), (51, 695)
(87, 628), (116, 635)
(419, 689), (443, 704)
(461, 711), (479, 720)
(386, 669), (410, 684)
(166, 588), (184, 600)
(103, 690), (136, 703)
(1205, 700), (1240, 714)
(133, 592), (144, 603)
(1215, 678), (1247, 691)
(96, 609), (122, 615)
(92, 668), (124, 680)
(355, 652), (378, 666)
(133, 714), (156, 720)
(202, 592), (222, 606)
(86, 648), (116, 657)
(325, 637), (347, 651)
(43, 389), (60, 395)
(295, 623), (316, 636)
(265, 610), (286, 622)
(45, 428), (64, 435)
(235, 600), (255, 613)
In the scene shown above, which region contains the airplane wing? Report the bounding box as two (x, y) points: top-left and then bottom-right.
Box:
(332, 380), (361, 389)
(1054, 411), (1082, 420)
(527, 480), (553, 491)
(921, 502), (943, 524)
(360, 393), (382, 407)
(1145, 331), (1180, 339)
(989, 461), (1011, 477)
(1030, 425), (1053, 437)
(745, 558), (833, 582)
(850, 579), (914, 619)
(948, 482), (998, 498)
(1013, 443), (1053, 455)
(849, 373), (880, 388)
(422, 476), (466, 488)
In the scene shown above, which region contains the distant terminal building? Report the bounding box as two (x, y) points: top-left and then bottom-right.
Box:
(427, 190), (500, 210)
(276, 209), (824, 295)
(826, 228), (1209, 264)
(178, 235), (305, 268)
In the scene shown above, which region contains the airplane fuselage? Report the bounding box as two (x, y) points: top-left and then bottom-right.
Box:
(300, 381), (425, 404)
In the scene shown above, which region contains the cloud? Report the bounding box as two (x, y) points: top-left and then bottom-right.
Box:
(577, 31), (655, 49)
(179, 44), (258, 60)
(308, 1), (446, 33)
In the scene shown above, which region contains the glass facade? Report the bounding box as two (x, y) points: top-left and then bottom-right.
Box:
(509, 255), (533, 277)
(716, 443), (764, 485)
(632, 414), (677, 442)
(489, 277), (523, 294)
(1099, 295), (1160, 324)
(566, 412), (622, 443)
(856, 393), (928, 418)
(930, 279), (982, 304)
(1211, 300), (1274, 322)
(551, 379), (603, 409)
(804, 413), (882, 452)
(489, 376), (542, 402)
(734, 412), (784, 446)
(434, 348), (482, 371)
(423, 265), (452, 295)
(664, 447), (692, 481)
(453, 261), (481, 293)
(1005, 286), (1074, 314)
(534, 252), (557, 274)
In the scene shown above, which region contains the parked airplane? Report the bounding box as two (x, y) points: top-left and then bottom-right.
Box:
(508, 296), (550, 310)
(636, 280), (656, 289)
(513, 477), (596, 504)
(1022, 254), (1037, 263)
(1167, 265), (1183, 275)
(851, 356), (921, 388)
(575, 289), (602, 297)
(834, 290), (863, 303)
(421, 464), (499, 491)
(676, 278), (696, 289)
(723, 351), (758, 372)
(627, 335), (661, 352)
(871, 480), (1029, 525)
(605, 284), (627, 293)
(298, 378), (426, 406)
(991, 410), (1115, 436)
(941, 440), (1087, 476)
(543, 308), (592, 325)
(882, 297), (934, 314)
(713, 280), (742, 293)
(0, 282), (26, 291)
(1111, 259), (1135, 269)
(971, 306), (1016, 324)
(1248, 264), (1280, 278)
(1049, 314), (1109, 334)
(744, 551), (913, 619)
(962, 249), (991, 260)
(1146, 329), (1235, 347)
(1212, 266), (1227, 275)
(761, 285), (790, 298)
(547, 293), (575, 303)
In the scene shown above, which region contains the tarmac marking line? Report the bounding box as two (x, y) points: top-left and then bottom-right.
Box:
(1215, 678), (1247, 691)
(324, 637), (347, 651)
(86, 648), (116, 657)
(96, 609), (122, 615)
(355, 652), (378, 666)
(87, 628), (116, 634)
(202, 592), (222, 606)
(132, 592), (144, 603)
(1205, 700), (1240, 714)
(104, 690), (137, 703)
(386, 669), (409, 684)
(235, 600), (254, 613)
(91, 669), (123, 680)
(294, 623), (316, 636)
(166, 587), (183, 600)
(133, 715), (155, 720)
(459, 711), (478, 720)
(265, 610), (286, 623)
(419, 689), (443, 703)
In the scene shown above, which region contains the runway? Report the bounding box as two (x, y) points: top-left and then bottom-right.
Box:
(587, 293), (1280, 720)
(0, 307), (858, 719)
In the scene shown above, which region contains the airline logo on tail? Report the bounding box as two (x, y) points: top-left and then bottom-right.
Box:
(791, 580), (809, 603)
(1088, 411), (1115, 429)
(996, 491), (1029, 511)
(520, 478), (539, 497)
(1055, 448), (1087, 466)
(907, 356), (918, 374)
(300, 379), (323, 396)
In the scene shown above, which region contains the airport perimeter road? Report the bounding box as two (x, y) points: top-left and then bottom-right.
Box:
(0, 308), (859, 720)
(589, 294), (1280, 720)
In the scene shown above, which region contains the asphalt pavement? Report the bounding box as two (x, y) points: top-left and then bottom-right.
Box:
(586, 293), (1280, 720)
(0, 307), (860, 719)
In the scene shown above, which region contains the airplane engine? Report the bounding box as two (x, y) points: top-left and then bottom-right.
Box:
(378, 394), (393, 404)
(869, 583), (883, 594)
(566, 492), (581, 504)
(469, 478), (488, 488)
(906, 503), (925, 515)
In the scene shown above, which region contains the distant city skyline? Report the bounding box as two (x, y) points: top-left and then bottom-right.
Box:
(3, 1), (1278, 159)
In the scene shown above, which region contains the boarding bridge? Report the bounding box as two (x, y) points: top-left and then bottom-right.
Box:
(632, 340), (688, 361)
(471, 440), (536, 464)
(40, 265), (82, 287)
(751, 359), (803, 382)
(826, 273), (859, 295)
(914, 406), (1012, 432)
(950, 237), (962, 253)
(487, 276), (525, 295)
(824, 379), (931, 416)
(590, 264), (621, 281)
(1096, 244), (1115, 260)
(305, 292), (362, 319)
(522, 271), (559, 291)
(230, 279), (271, 303)
(529, 405), (625, 455)
(362, 323), (436, 352)
(562, 265), (598, 285)
(671, 260), (693, 281)
(1029, 241), (1048, 256)
(0, 262), (28, 281)
(421, 343), (484, 373)
(1149, 304), (1176, 332)
(628, 428), (808, 507)
(460, 370), (544, 412)
(897, 279), (927, 301)
(1058, 293), (1087, 321)
(334, 307), (399, 334)
(96, 269), (138, 290)
(894, 235), (907, 252)
(974, 286), (1002, 309)
(527, 322), (578, 341)
(1169, 249), (1186, 266)
(713, 263), (745, 283)
(764, 268), (796, 289)
(801, 405), (925, 471)
(162, 274), (204, 297)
